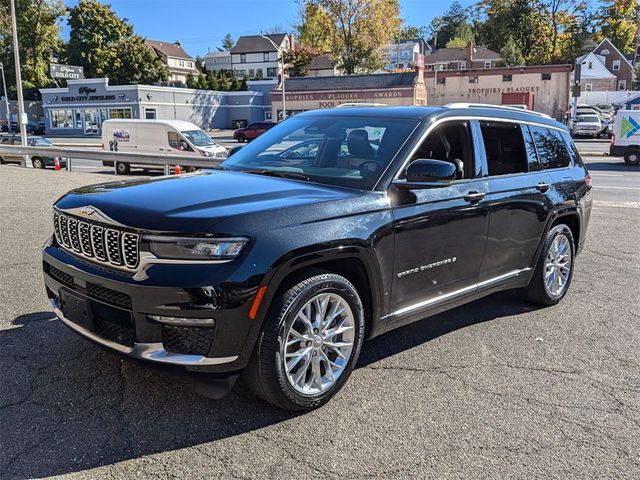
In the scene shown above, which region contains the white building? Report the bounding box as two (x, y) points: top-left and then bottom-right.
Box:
(203, 51), (232, 74)
(230, 33), (293, 80)
(146, 39), (199, 84)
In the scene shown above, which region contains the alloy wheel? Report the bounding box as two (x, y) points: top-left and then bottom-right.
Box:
(544, 234), (572, 296)
(281, 292), (355, 396)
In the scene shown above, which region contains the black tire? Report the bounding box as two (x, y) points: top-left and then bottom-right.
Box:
(624, 149), (640, 166)
(521, 224), (575, 306)
(115, 162), (131, 175)
(243, 271), (365, 411)
(236, 133), (245, 143)
(32, 157), (44, 169)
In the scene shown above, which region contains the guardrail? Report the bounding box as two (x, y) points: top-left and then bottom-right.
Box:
(0, 144), (224, 175)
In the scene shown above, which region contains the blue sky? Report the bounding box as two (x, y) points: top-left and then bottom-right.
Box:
(63, 0), (476, 57)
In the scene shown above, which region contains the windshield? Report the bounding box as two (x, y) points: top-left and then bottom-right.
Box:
(30, 138), (52, 146)
(221, 115), (419, 190)
(181, 130), (216, 147)
(577, 116), (600, 123)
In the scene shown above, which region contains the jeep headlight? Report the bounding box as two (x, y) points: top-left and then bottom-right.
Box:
(202, 150), (215, 157)
(144, 235), (249, 260)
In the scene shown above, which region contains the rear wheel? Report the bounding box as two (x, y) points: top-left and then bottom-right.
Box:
(243, 272), (365, 411)
(32, 157), (44, 169)
(236, 133), (245, 143)
(521, 224), (575, 305)
(624, 149), (640, 166)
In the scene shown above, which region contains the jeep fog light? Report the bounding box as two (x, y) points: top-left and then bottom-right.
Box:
(148, 315), (215, 326)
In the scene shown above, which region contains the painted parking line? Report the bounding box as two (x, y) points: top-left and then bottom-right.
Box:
(593, 186), (640, 190)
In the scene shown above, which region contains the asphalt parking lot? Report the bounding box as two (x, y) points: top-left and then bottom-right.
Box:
(0, 165), (639, 479)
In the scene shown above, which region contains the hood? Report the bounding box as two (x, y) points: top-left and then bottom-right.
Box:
(54, 170), (360, 233)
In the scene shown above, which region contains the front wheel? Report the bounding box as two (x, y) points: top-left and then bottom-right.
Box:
(521, 224), (575, 305)
(243, 272), (365, 411)
(236, 133), (245, 143)
(32, 157), (44, 169)
(115, 162), (131, 175)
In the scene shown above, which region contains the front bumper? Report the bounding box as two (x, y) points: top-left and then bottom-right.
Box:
(43, 243), (264, 373)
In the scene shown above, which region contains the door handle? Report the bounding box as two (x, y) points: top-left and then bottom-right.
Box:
(536, 182), (551, 192)
(464, 191), (486, 203)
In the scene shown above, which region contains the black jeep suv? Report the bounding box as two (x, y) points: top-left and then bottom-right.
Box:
(43, 105), (592, 411)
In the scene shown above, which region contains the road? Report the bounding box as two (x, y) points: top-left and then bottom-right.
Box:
(0, 166), (639, 479)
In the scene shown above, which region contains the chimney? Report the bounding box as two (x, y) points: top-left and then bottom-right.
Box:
(175, 40), (181, 47)
(466, 42), (473, 63)
(289, 33), (296, 51)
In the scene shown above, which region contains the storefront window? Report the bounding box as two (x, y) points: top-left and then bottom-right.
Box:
(50, 109), (74, 128)
(109, 108), (132, 119)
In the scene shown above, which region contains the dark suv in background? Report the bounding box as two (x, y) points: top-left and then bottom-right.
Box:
(43, 105), (592, 411)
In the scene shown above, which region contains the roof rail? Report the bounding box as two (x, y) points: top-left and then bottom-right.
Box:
(444, 103), (552, 119)
(336, 102), (388, 108)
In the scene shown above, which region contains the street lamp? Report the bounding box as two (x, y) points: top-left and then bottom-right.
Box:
(0, 63), (9, 125)
(261, 34), (287, 121)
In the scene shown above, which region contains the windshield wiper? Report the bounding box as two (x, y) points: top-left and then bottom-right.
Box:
(240, 168), (310, 181)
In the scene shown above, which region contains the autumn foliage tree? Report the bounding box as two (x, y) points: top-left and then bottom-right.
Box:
(596, 0), (639, 54)
(296, 0), (402, 74)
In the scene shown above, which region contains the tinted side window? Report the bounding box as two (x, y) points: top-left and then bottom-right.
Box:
(479, 121), (528, 176)
(530, 126), (571, 169)
(559, 130), (583, 166)
(521, 125), (541, 172)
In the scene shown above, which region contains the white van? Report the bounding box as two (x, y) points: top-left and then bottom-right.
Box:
(101, 119), (227, 174)
(610, 110), (640, 165)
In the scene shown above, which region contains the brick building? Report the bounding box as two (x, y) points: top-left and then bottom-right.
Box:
(576, 38), (635, 92)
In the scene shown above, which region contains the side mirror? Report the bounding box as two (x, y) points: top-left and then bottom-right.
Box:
(228, 145), (244, 157)
(400, 159), (457, 187)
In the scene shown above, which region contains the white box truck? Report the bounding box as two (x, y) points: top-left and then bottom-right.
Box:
(101, 119), (228, 174)
(610, 110), (640, 166)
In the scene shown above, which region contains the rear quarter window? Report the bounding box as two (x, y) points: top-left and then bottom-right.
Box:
(530, 126), (571, 169)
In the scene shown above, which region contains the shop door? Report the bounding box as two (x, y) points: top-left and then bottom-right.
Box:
(84, 109), (100, 134)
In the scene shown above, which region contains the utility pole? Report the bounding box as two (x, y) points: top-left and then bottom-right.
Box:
(0, 63), (9, 125)
(10, 0), (30, 166)
(261, 35), (287, 121)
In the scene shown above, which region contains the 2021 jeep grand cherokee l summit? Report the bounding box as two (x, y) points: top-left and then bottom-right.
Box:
(43, 105), (592, 411)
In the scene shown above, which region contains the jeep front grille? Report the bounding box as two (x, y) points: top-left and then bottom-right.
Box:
(53, 211), (139, 269)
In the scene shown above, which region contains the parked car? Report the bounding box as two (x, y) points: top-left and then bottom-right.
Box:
(570, 114), (602, 138)
(43, 104), (592, 411)
(576, 110), (612, 138)
(26, 120), (46, 135)
(0, 120), (19, 133)
(0, 135), (66, 168)
(101, 119), (227, 174)
(233, 122), (275, 142)
(610, 109), (640, 165)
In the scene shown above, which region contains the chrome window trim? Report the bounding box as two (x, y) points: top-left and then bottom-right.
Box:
(382, 115), (570, 187)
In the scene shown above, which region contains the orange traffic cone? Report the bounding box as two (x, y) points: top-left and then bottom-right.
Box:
(174, 164), (182, 175)
(54, 157), (61, 171)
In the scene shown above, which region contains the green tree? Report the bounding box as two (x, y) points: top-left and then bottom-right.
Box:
(431, 1), (473, 48)
(67, 0), (133, 78)
(207, 72), (218, 90)
(186, 73), (197, 88)
(197, 73), (207, 89)
(229, 76), (240, 91)
(240, 76), (248, 91)
(218, 73), (229, 91)
(446, 37), (469, 48)
(499, 35), (526, 66)
(0, 0), (65, 95)
(299, 0), (402, 74)
(108, 35), (169, 85)
(220, 33), (234, 51)
(283, 45), (318, 77)
(596, 0), (639, 54)
(398, 25), (427, 40)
